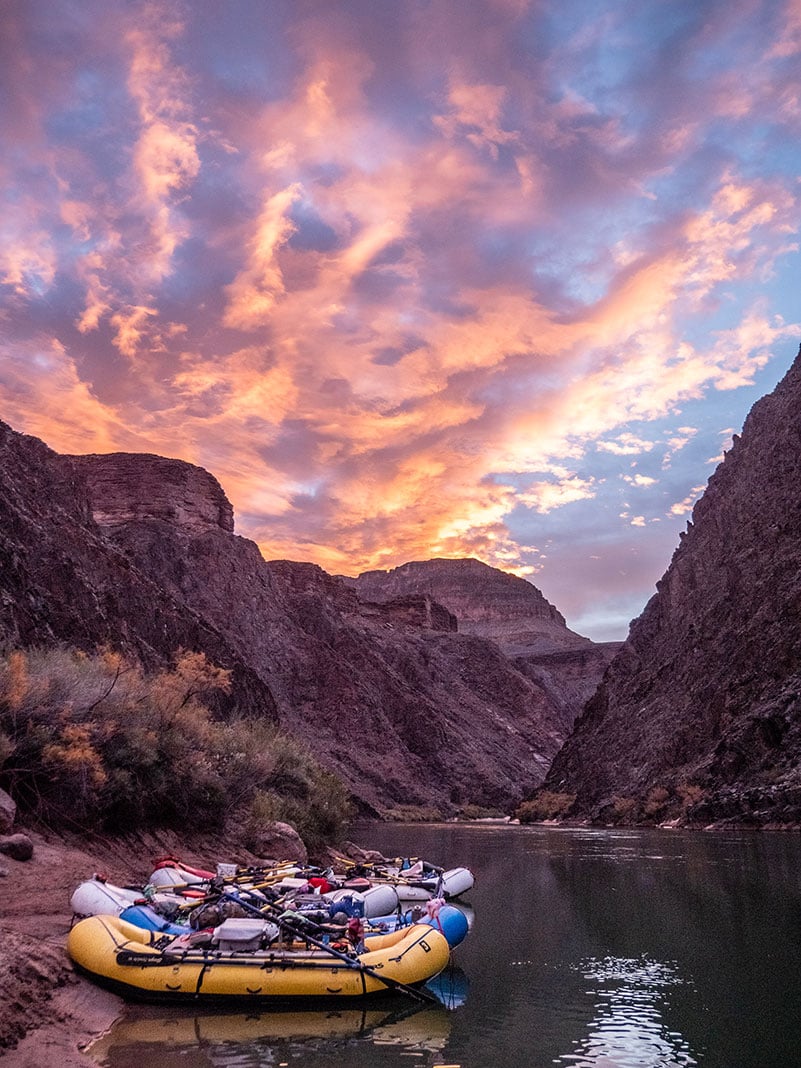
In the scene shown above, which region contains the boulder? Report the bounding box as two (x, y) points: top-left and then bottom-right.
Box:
(0, 833), (33, 861)
(248, 820), (308, 865)
(0, 789), (15, 834)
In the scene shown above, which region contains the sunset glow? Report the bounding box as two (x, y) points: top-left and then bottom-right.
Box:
(2, 0), (800, 638)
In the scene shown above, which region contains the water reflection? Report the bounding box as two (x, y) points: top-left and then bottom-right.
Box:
(89, 999), (453, 1067)
(555, 956), (698, 1068)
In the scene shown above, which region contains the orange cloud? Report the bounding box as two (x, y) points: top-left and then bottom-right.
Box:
(0, 335), (140, 454)
(223, 184), (301, 330)
(0, 232), (56, 297)
(2, 0), (800, 630)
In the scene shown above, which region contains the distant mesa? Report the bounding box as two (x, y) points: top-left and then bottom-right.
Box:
(350, 558), (620, 737)
(350, 557), (590, 655)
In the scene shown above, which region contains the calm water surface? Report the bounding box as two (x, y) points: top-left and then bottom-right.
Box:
(89, 824), (801, 1068)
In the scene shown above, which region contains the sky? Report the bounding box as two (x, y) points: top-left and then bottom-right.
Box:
(2, 0), (800, 642)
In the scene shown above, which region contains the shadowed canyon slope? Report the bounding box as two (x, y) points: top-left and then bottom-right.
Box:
(543, 345), (801, 827)
(351, 559), (619, 733)
(0, 420), (607, 815)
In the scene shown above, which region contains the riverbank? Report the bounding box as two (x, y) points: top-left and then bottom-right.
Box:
(0, 828), (305, 1064)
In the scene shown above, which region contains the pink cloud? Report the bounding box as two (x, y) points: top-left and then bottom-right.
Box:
(2, 0), (801, 635)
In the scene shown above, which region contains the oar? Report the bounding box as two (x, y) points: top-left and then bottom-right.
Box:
(222, 890), (439, 1005)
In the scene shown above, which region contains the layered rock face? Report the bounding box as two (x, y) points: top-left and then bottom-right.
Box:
(96, 525), (562, 814)
(354, 558), (578, 650)
(0, 420), (574, 814)
(543, 346), (801, 826)
(0, 422), (274, 719)
(70, 452), (234, 533)
(352, 558), (619, 732)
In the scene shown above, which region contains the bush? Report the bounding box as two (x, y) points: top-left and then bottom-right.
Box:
(516, 791), (576, 822)
(643, 786), (671, 818)
(592, 794), (641, 825)
(243, 766), (352, 854)
(677, 783), (705, 812)
(0, 646), (350, 843)
(458, 804), (506, 820)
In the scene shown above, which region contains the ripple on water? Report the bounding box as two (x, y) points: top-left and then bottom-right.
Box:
(554, 956), (698, 1068)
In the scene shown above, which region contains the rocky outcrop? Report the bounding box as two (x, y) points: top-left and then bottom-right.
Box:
(356, 595), (457, 632)
(353, 558), (578, 649)
(512, 644), (622, 735)
(102, 515), (562, 813)
(70, 452), (234, 533)
(0, 834), (33, 861)
(248, 820), (308, 865)
(542, 345), (801, 827)
(350, 558), (618, 731)
(0, 788), (15, 835)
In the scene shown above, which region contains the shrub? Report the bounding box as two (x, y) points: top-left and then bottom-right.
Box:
(458, 804), (505, 820)
(677, 783), (705, 811)
(243, 766), (352, 854)
(643, 786), (671, 818)
(0, 646), (350, 844)
(593, 795), (641, 824)
(610, 795), (640, 822)
(516, 791), (576, 822)
(384, 805), (446, 822)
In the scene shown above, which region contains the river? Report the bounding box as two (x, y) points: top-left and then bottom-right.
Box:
(87, 822), (801, 1068)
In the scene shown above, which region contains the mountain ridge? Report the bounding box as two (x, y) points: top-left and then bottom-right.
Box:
(0, 419), (610, 816)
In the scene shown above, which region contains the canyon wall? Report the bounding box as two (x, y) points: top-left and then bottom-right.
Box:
(352, 559), (619, 733)
(542, 346), (801, 826)
(0, 422), (591, 815)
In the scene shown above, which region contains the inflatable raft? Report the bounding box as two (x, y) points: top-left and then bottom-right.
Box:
(67, 914), (451, 1002)
(70, 878), (192, 920)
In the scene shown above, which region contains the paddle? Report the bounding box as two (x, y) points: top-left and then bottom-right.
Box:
(222, 890), (439, 1005)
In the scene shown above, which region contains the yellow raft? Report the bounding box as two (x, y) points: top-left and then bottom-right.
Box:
(67, 915), (451, 1002)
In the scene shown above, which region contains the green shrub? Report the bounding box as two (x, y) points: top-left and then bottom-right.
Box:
(243, 763), (352, 851)
(0, 646), (350, 844)
(383, 805), (447, 822)
(593, 794), (641, 825)
(458, 804), (506, 820)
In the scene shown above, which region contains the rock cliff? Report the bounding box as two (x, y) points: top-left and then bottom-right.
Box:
(0, 423), (273, 719)
(353, 558), (576, 649)
(542, 345), (801, 826)
(351, 558), (619, 732)
(94, 520), (562, 814)
(0, 420), (581, 815)
(69, 453), (234, 533)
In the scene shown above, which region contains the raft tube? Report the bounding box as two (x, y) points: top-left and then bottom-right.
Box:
(71, 878), (190, 919)
(439, 867), (475, 899)
(366, 904), (469, 949)
(119, 904), (189, 935)
(325, 883), (399, 919)
(67, 914), (450, 1002)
